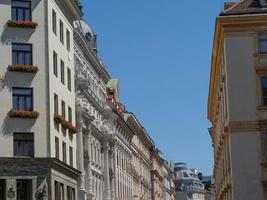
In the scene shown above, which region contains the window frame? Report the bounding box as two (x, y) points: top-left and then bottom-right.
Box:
(68, 106), (72, 123)
(60, 20), (64, 44)
(13, 132), (34, 158)
(67, 68), (71, 91)
(11, 0), (32, 21)
(261, 76), (267, 106)
(12, 87), (33, 111)
(66, 29), (70, 51)
(61, 60), (65, 84)
(259, 33), (267, 54)
(69, 146), (73, 167)
(62, 141), (66, 163)
(12, 43), (32, 65)
(54, 93), (58, 113)
(55, 137), (59, 159)
(61, 100), (65, 118)
(53, 51), (58, 77)
(52, 9), (57, 35)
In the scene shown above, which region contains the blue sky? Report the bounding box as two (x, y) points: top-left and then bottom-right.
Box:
(81, 0), (230, 175)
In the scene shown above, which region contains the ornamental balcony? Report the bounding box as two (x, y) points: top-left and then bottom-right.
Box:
(6, 20), (38, 28)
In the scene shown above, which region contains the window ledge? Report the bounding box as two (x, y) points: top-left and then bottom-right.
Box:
(8, 65), (38, 73)
(6, 20), (38, 28)
(258, 106), (267, 111)
(8, 110), (39, 118)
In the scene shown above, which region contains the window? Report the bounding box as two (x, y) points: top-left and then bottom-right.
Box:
(12, 43), (32, 65)
(53, 51), (58, 77)
(67, 187), (75, 200)
(52, 10), (57, 35)
(259, 33), (267, 53)
(60, 20), (64, 44)
(68, 106), (72, 123)
(262, 77), (267, 106)
(12, 0), (31, 21)
(0, 180), (5, 200)
(61, 100), (65, 118)
(69, 146), (73, 167)
(62, 142), (66, 163)
(14, 133), (34, 157)
(55, 137), (59, 159)
(54, 93), (58, 113)
(55, 182), (64, 200)
(61, 60), (65, 84)
(67, 68), (71, 91)
(12, 88), (33, 111)
(66, 29), (70, 51)
(17, 179), (32, 200)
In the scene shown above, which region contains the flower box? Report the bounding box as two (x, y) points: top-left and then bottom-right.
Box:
(8, 65), (38, 73)
(8, 110), (39, 118)
(54, 113), (79, 133)
(7, 20), (38, 28)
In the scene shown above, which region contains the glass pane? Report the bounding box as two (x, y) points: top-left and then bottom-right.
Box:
(262, 77), (267, 88)
(24, 9), (31, 21)
(13, 89), (32, 95)
(12, 8), (17, 20)
(259, 33), (267, 40)
(12, 1), (31, 8)
(26, 97), (32, 111)
(19, 97), (25, 110)
(260, 41), (267, 53)
(18, 53), (24, 64)
(12, 52), (17, 65)
(25, 52), (31, 65)
(13, 96), (18, 110)
(17, 8), (24, 20)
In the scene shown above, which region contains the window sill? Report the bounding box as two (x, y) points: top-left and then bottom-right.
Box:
(8, 65), (38, 73)
(6, 20), (38, 28)
(258, 106), (267, 111)
(8, 110), (39, 118)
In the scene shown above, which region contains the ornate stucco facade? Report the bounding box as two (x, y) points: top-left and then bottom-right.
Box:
(208, 1), (267, 200)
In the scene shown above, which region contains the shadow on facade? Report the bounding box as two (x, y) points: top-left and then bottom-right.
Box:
(1, 116), (36, 137)
(1, 26), (35, 45)
(0, 71), (36, 92)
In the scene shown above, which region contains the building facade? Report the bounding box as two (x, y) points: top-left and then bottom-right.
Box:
(0, 0), (82, 199)
(162, 161), (175, 200)
(125, 112), (154, 200)
(208, 1), (267, 200)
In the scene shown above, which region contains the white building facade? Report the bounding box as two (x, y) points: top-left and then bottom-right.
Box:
(0, 0), (82, 199)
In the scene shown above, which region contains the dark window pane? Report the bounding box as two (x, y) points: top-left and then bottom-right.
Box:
(18, 53), (24, 65)
(25, 9), (31, 21)
(12, 1), (31, 21)
(12, 88), (33, 111)
(16, 179), (32, 200)
(12, 1), (31, 8)
(55, 137), (59, 159)
(25, 52), (31, 65)
(0, 180), (5, 200)
(12, 44), (32, 65)
(14, 133), (34, 157)
(67, 68), (71, 91)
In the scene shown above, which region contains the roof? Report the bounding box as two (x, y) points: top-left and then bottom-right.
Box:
(220, 0), (267, 16)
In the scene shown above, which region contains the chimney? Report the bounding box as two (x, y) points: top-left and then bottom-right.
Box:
(224, 2), (237, 10)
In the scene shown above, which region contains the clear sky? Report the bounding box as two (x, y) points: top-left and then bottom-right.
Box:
(81, 0), (230, 175)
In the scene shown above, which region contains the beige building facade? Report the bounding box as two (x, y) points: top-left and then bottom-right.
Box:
(208, 1), (267, 200)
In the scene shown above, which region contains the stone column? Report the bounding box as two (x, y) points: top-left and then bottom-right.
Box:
(76, 103), (86, 200)
(103, 140), (111, 200)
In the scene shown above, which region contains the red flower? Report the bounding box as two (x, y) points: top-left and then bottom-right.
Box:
(54, 113), (79, 133)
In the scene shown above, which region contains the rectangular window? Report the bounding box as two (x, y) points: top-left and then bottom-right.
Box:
(54, 93), (58, 113)
(0, 180), (6, 200)
(52, 10), (57, 35)
(55, 137), (59, 159)
(60, 20), (64, 44)
(262, 77), (267, 106)
(265, 131), (267, 161)
(61, 100), (65, 118)
(17, 179), (32, 200)
(67, 186), (75, 200)
(67, 68), (71, 91)
(12, 88), (33, 111)
(12, 43), (32, 65)
(66, 29), (70, 51)
(68, 106), (72, 123)
(62, 142), (66, 163)
(259, 33), (267, 53)
(69, 146), (73, 167)
(61, 60), (65, 84)
(53, 51), (58, 77)
(55, 181), (64, 200)
(12, 0), (31, 21)
(14, 133), (34, 157)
